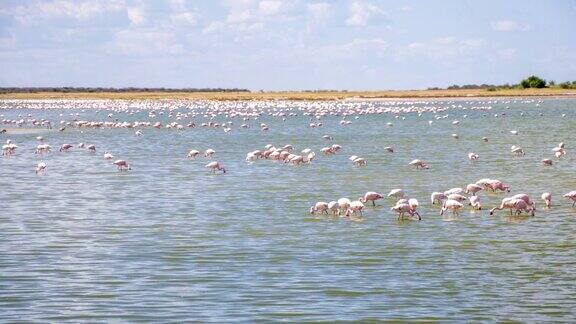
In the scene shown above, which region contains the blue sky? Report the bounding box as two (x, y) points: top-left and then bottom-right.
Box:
(0, 0), (575, 90)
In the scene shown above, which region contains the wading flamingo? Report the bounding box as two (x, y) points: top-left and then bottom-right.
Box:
(359, 191), (384, 206)
(206, 161), (226, 173)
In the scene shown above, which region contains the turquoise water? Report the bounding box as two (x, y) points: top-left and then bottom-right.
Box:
(1, 98), (576, 321)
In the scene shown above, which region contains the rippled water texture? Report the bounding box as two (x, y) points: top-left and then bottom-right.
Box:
(1, 98), (576, 321)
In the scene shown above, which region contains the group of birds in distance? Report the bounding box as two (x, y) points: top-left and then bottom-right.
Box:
(1, 98), (575, 220)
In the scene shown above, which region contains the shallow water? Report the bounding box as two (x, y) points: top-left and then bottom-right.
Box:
(1, 98), (576, 321)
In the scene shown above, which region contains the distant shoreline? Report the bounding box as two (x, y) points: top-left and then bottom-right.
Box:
(1, 88), (575, 101)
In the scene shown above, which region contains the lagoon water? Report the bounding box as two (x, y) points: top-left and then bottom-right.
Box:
(1, 98), (576, 321)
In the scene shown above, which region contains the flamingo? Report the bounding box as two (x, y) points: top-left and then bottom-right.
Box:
(468, 152), (479, 161)
(552, 145), (566, 158)
(388, 189), (405, 199)
(337, 198), (351, 214)
(485, 179), (510, 192)
(204, 149), (216, 158)
(327, 201), (340, 216)
(542, 159), (553, 166)
(103, 152), (114, 160)
(113, 159), (130, 171)
(563, 191), (576, 207)
(35, 162), (47, 174)
(359, 191), (384, 206)
(34, 144), (51, 154)
(489, 198), (514, 216)
(352, 157), (366, 166)
(2, 140), (17, 156)
(431, 192), (447, 205)
(465, 184), (483, 196)
(59, 143), (73, 152)
(345, 200), (364, 217)
(391, 203), (420, 220)
(490, 198), (534, 216)
(205, 161), (226, 173)
(409, 159), (429, 169)
(440, 199), (463, 216)
(309, 202), (329, 215)
(187, 150), (200, 159)
(510, 145), (525, 156)
(541, 192), (551, 208)
(408, 198), (421, 220)
(469, 196), (482, 210)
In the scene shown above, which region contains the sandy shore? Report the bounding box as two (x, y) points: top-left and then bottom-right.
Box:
(1, 88), (575, 101)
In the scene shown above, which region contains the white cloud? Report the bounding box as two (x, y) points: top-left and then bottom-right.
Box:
(345, 1), (387, 26)
(491, 20), (530, 32)
(306, 2), (331, 23)
(202, 21), (225, 34)
(223, 0), (256, 9)
(0, 34), (17, 49)
(397, 37), (488, 61)
(258, 0), (282, 15)
(127, 7), (147, 26)
(106, 29), (184, 55)
(6, 0), (123, 23)
(227, 9), (252, 23)
(170, 12), (198, 26)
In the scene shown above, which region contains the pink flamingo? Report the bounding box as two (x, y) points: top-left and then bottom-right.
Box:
(440, 199), (463, 216)
(309, 202), (329, 215)
(337, 198), (351, 214)
(430, 192), (447, 205)
(490, 198), (534, 216)
(486, 179), (510, 192)
(35, 162), (47, 174)
(205, 161), (226, 173)
(345, 200), (364, 217)
(391, 202), (420, 220)
(59, 143), (73, 152)
(465, 183), (483, 196)
(541, 192), (551, 208)
(563, 191), (576, 207)
(113, 159), (130, 171)
(469, 196), (482, 210)
(510, 194), (535, 207)
(409, 159), (429, 169)
(327, 201), (340, 216)
(359, 191), (384, 206)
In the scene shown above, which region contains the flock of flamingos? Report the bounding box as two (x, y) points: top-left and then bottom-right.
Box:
(1, 98), (576, 221)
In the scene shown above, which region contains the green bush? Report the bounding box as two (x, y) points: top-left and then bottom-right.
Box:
(520, 75), (546, 88)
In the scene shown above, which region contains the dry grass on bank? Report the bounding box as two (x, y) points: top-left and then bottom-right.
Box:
(1, 88), (575, 101)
